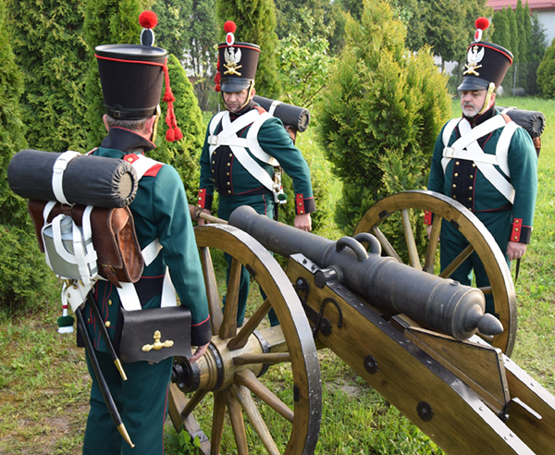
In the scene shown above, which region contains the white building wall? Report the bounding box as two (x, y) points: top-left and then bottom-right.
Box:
(538, 11), (555, 46)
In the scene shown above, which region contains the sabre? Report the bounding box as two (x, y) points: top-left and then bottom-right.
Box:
(75, 307), (135, 448)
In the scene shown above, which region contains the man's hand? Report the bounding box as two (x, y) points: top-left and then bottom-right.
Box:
(190, 342), (209, 362)
(507, 241), (527, 261)
(294, 213), (312, 232)
(197, 208), (211, 226)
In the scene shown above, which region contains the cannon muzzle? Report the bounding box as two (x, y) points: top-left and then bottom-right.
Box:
(228, 205), (503, 340)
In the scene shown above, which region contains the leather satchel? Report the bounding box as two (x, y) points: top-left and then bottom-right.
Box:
(28, 199), (144, 286)
(118, 306), (192, 363)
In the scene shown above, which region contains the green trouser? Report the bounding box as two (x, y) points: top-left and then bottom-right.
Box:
(440, 211), (512, 315)
(219, 193), (279, 326)
(83, 351), (173, 455)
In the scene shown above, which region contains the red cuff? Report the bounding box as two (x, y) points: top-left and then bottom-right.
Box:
(510, 218), (523, 242)
(424, 210), (433, 225)
(198, 189), (207, 209)
(295, 194), (305, 215)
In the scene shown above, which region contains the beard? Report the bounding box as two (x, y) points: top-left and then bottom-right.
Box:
(461, 103), (481, 118)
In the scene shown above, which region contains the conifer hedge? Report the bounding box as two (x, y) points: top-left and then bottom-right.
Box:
(7, 0), (89, 153)
(317, 0), (451, 236)
(0, 2), (58, 308)
(537, 38), (555, 99)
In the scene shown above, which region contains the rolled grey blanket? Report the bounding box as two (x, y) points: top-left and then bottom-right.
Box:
(254, 95), (311, 132)
(8, 149), (138, 208)
(498, 106), (546, 138)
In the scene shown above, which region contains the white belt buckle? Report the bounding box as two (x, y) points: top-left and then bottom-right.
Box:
(443, 147), (455, 159)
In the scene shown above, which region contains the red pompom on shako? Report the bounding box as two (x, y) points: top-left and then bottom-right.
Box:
(224, 20), (236, 46)
(474, 17), (490, 42)
(139, 10), (158, 29)
(224, 21), (236, 33)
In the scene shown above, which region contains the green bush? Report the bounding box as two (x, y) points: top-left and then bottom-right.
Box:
(537, 37), (555, 99)
(0, 225), (58, 310)
(316, 0), (451, 237)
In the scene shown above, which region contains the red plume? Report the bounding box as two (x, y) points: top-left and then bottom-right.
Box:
(224, 21), (237, 33)
(475, 17), (490, 31)
(139, 11), (158, 29)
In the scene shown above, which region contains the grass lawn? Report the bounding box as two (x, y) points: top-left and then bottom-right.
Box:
(1, 96), (553, 454)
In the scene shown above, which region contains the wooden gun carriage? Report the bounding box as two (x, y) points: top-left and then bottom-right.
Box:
(169, 190), (555, 455)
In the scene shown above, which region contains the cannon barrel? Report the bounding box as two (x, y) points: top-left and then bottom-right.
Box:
(228, 205), (503, 340)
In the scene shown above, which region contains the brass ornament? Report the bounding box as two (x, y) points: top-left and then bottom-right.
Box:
(142, 330), (174, 352)
(224, 47), (243, 76)
(463, 45), (485, 76)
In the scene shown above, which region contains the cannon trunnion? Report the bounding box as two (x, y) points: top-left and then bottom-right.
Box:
(169, 191), (555, 454)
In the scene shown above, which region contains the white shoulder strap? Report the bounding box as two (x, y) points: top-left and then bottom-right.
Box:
(442, 118), (461, 148)
(129, 155), (163, 179)
(442, 116), (516, 204)
(117, 157), (176, 311)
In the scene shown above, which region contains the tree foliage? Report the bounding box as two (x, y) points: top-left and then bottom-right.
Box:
(84, 0), (146, 147)
(151, 0), (192, 59)
(530, 12), (548, 96)
(0, 1), (58, 308)
(275, 0), (339, 49)
(423, 0), (468, 69)
(316, 0), (451, 234)
(150, 54), (204, 203)
(276, 34), (333, 108)
(537, 36), (555, 99)
(7, 0), (89, 153)
(216, 0), (282, 99)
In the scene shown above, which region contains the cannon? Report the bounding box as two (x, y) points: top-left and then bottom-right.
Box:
(169, 190), (555, 454)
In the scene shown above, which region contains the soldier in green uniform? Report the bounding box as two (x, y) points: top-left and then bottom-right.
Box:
(197, 21), (316, 326)
(425, 17), (537, 314)
(81, 12), (211, 454)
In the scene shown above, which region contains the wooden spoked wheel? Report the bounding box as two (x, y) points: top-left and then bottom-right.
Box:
(353, 190), (517, 356)
(169, 224), (321, 454)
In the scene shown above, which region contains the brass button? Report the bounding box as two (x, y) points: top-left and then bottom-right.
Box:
(228, 190), (231, 194)
(227, 163), (231, 167)
(226, 172), (230, 176)
(469, 186), (473, 190)
(105, 321), (111, 328)
(229, 153), (233, 157)
(468, 197), (472, 201)
(472, 163), (476, 168)
(108, 299), (112, 306)
(87, 318), (91, 323)
(453, 195), (457, 199)
(455, 161), (460, 166)
(212, 169), (214, 173)
(515, 227), (519, 232)
(452, 184), (456, 188)
(212, 160), (215, 164)
(454, 173), (459, 177)
(470, 175), (474, 179)
(227, 182), (230, 186)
